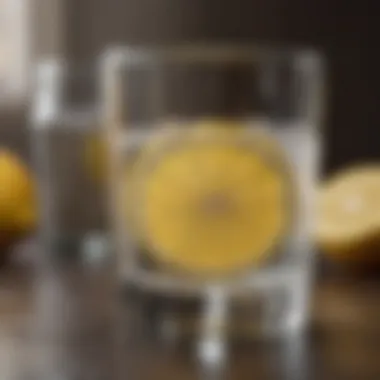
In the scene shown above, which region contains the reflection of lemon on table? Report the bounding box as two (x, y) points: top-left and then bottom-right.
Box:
(0, 149), (37, 250)
(316, 165), (380, 264)
(132, 122), (293, 276)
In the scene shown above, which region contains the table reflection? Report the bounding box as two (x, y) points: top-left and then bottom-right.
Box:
(1, 250), (380, 379)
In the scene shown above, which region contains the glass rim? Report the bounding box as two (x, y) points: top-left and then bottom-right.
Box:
(101, 43), (323, 69)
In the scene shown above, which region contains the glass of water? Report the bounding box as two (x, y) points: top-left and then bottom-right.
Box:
(100, 45), (324, 361)
(30, 59), (109, 259)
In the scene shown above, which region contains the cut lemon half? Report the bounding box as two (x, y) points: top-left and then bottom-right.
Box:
(316, 165), (380, 264)
(132, 123), (294, 276)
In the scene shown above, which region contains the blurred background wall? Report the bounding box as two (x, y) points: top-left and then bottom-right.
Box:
(1, 0), (376, 173)
(0, 0), (376, 238)
(61, 0), (374, 174)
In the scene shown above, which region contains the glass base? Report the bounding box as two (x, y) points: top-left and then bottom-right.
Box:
(123, 269), (310, 364)
(41, 232), (110, 267)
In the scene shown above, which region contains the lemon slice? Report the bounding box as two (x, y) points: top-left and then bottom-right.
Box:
(132, 123), (294, 276)
(316, 165), (380, 263)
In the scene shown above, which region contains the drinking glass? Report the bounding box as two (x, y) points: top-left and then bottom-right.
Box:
(101, 44), (323, 362)
(30, 59), (109, 260)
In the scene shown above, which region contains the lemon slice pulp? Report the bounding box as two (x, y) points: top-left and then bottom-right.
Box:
(132, 122), (293, 276)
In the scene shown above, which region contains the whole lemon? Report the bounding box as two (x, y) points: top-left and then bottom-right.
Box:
(0, 149), (37, 253)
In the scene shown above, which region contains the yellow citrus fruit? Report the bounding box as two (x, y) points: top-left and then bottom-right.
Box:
(316, 165), (380, 264)
(84, 133), (108, 182)
(84, 132), (137, 181)
(132, 122), (293, 276)
(84, 133), (142, 237)
(0, 149), (37, 246)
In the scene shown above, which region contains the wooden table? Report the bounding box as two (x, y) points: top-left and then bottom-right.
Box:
(1, 255), (380, 380)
